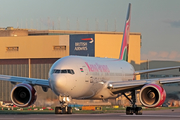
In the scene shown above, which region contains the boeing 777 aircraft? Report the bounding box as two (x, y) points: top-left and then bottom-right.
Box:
(0, 3), (180, 115)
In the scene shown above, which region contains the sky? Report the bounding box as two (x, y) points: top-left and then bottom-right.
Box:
(0, 0), (180, 60)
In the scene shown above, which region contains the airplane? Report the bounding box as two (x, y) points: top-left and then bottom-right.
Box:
(0, 3), (180, 115)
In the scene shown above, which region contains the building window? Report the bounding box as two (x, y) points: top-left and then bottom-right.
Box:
(6, 47), (19, 51)
(53, 46), (66, 50)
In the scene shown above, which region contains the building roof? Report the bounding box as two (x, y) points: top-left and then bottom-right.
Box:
(28, 30), (141, 36)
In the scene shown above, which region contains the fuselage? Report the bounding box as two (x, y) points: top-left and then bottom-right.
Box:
(48, 56), (135, 99)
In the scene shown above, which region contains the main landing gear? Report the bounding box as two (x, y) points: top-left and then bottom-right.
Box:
(55, 96), (72, 114)
(122, 90), (142, 115)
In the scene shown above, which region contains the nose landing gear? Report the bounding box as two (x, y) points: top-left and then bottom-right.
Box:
(55, 106), (72, 114)
(55, 96), (72, 114)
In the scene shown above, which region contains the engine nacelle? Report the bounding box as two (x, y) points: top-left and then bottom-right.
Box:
(139, 84), (166, 108)
(11, 83), (37, 107)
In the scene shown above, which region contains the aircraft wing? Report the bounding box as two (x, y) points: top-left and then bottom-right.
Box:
(108, 77), (180, 94)
(0, 74), (49, 87)
(135, 66), (180, 75)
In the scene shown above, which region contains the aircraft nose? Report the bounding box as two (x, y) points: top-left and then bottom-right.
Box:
(54, 75), (67, 87)
(49, 75), (67, 94)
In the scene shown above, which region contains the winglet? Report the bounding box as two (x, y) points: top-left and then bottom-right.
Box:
(119, 3), (131, 61)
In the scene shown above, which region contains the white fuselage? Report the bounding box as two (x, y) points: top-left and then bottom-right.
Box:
(48, 56), (135, 99)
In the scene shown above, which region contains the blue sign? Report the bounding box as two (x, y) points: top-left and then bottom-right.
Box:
(70, 34), (95, 56)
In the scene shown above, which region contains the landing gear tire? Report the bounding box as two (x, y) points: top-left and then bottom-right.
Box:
(126, 107), (133, 115)
(62, 106), (68, 114)
(55, 106), (72, 114)
(135, 107), (142, 115)
(55, 107), (62, 114)
(67, 107), (72, 114)
(126, 107), (142, 115)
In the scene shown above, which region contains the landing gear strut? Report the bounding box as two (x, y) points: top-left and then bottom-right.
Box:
(55, 96), (72, 114)
(122, 90), (142, 115)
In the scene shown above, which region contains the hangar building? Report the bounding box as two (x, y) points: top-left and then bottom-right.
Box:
(0, 28), (141, 105)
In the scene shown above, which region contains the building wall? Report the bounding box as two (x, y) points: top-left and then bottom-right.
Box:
(0, 35), (69, 59)
(95, 34), (121, 59)
(128, 34), (141, 80)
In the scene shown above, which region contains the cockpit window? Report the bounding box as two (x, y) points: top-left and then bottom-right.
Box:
(51, 69), (60, 74)
(55, 69), (61, 73)
(68, 70), (75, 74)
(67, 70), (71, 74)
(52, 69), (75, 74)
(61, 70), (67, 73)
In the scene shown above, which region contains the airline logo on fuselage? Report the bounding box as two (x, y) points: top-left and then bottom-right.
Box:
(85, 62), (110, 72)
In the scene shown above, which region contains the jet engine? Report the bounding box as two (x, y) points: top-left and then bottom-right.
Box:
(139, 84), (166, 108)
(10, 83), (37, 107)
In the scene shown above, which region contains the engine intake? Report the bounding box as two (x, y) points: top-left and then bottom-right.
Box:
(139, 84), (166, 108)
(11, 83), (37, 107)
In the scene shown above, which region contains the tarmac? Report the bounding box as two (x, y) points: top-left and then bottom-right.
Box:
(1, 108), (180, 120)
